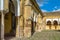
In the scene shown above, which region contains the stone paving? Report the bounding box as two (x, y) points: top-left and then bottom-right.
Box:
(29, 30), (60, 40)
(5, 30), (60, 40)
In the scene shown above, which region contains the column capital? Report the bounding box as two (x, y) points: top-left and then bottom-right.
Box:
(25, 0), (32, 6)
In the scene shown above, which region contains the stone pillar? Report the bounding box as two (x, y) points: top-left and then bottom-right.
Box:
(1, 11), (4, 40)
(24, 0), (32, 37)
(31, 10), (35, 35)
(0, 0), (4, 40)
(36, 14), (43, 32)
(33, 12), (37, 33)
(16, 16), (20, 38)
(16, 0), (20, 38)
(41, 17), (44, 30)
(35, 15), (37, 32)
(16, 0), (25, 38)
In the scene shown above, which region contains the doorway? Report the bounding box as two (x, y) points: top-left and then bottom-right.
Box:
(8, 0), (16, 36)
(10, 13), (16, 36)
(4, 0), (16, 39)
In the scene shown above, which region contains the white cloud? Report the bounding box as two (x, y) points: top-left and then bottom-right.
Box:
(54, 6), (57, 9)
(40, 4), (44, 6)
(36, 0), (49, 7)
(52, 6), (60, 12)
(52, 9), (60, 12)
(37, 2), (44, 7)
(41, 9), (48, 12)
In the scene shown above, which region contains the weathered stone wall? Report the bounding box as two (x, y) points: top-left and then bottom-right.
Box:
(4, 0), (9, 10)
(4, 12), (12, 34)
(43, 14), (60, 30)
(24, 0), (32, 37)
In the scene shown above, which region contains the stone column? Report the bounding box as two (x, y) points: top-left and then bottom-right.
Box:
(33, 12), (37, 32)
(16, 0), (25, 38)
(16, 0), (20, 38)
(31, 10), (35, 35)
(1, 11), (4, 40)
(0, 0), (4, 40)
(41, 17), (44, 30)
(36, 14), (43, 32)
(24, 0), (32, 37)
(16, 16), (20, 38)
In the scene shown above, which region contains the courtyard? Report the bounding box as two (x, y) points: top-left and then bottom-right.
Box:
(0, 0), (60, 40)
(10, 30), (60, 40)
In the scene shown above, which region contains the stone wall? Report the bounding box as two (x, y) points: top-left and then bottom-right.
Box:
(43, 13), (60, 30)
(4, 12), (12, 34)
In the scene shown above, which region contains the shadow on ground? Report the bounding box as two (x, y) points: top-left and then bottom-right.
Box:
(6, 30), (60, 40)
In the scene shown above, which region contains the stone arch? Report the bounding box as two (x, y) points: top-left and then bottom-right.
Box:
(9, 0), (15, 13)
(53, 20), (58, 25)
(46, 20), (52, 29)
(4, 0), (17, 37)
(47, 20), (51, 25)
(53, 20), (58, 29)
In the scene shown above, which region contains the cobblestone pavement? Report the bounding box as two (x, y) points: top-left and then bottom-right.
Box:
(5, 30), (60, 40)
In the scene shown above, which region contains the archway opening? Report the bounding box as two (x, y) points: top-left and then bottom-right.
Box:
(53, 20), (58, 29)
(4, 0), (16, 39)
(47, 20), (51, 29)
(9, 0), (16, 36)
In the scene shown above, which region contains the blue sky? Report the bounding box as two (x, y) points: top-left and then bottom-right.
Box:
(36, 0), (60, 12)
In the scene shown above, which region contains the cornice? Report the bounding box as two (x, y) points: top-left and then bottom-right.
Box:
(44, 11), (60, 16)
(30, 0), (44, 17)
(24, 0), (32, 6)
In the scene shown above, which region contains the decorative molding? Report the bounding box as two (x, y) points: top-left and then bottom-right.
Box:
(24, 0), (32, 6)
